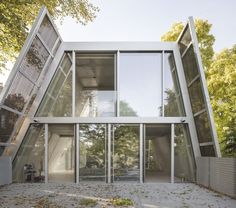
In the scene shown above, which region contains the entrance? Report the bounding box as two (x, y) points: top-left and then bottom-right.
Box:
(144, 124), (171, 182)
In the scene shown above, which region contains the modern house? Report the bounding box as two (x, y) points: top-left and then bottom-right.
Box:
(0, 7), (221, 184)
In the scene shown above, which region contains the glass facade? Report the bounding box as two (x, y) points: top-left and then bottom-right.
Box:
(4, 9), (219, 184)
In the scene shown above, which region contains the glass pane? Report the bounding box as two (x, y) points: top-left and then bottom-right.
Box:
(20, 37), (49, 82)
(164, 53), (185, 116)
(112, 124), (139, 182)
(200, 145), (215, 157)
(51, 72), (72, 116)
(12, 124), (45, 183)
(48, 125), (75, 182)
(61, 53), (72, 74)
(36, 53), (72, 117)
(36, 95), (54, 117)
(174, 124), (195, 182)
(76, 53), (116, 117)
(38, 16), (58, 52)
(119, 53), (162, 117)
(0, 108), (19, 143)
(79, 124), (107, 182)
(145, 124), (171, 182)
(4, 73), (34, 112)
(189, 79), (205, 114)
(194, 111), (213, 143)
(182, 45), (199, 84)
(178, 26), (191, 55)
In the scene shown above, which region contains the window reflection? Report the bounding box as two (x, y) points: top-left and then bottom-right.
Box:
(76, 53), (116, 117)
(178, 27), (191, 55)
(38, 16), (58, 53)
(12, 124), (45, 183)
(0, 108), (19, 143)
(20, 37), (49, 82)
(119, 53), (162, 117)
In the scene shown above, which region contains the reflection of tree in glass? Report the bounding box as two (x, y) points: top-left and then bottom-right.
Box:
(113, 125), (139, 169)
(0, 109), (18, 143)
(4, 93), (25, 112)
(80, 124), (106, 168)
(174, 124), (188, 155)
(119, 100), (137, 116)
(164, 89), (179, 117)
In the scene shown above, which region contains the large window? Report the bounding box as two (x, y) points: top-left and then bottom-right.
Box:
(119, 53), (162, 117)
(76, 53), (116, 117)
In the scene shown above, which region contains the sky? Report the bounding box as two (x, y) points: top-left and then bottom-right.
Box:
(0, 0), (236, 84)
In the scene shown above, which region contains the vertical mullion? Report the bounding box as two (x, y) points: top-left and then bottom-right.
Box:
(162, 51), (165, 117)
(72, 51), (76, 117)
(140, 124), (143, 183)
(76, 123), (80, 184)
(116, 51), (120, 117)
(108, 123), (111, 183)
(171, 123), (175, 183)
(44, 123), (48, 183)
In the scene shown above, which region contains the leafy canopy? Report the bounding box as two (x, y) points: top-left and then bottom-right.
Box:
(0, 0), (98, 73)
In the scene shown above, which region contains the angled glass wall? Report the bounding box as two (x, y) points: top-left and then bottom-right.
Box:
(36, 53), (72, 117)
(76, 53), (116, 117)
(0, 10), (61, 155)
(12, 124), (45, 183)
(178, 23), (216, 156)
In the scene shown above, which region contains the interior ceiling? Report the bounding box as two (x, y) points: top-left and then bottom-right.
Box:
(76, 53), (114, 90)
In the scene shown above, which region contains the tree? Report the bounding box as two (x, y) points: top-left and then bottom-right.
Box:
(0, 0), (98, 73)
(161, 19), (215, 70)
(207, 46), (236, 157)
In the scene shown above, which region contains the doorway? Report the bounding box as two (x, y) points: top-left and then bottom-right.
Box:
(144, 124), (171, 182)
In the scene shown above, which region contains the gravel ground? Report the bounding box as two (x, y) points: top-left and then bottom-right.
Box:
(0, 183), (235, 208)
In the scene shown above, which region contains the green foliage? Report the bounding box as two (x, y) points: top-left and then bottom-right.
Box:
(120, 100), (137, 116)
(111, 197), (134, 207)
(79, 198), (97, 207)
(0, 0), (98, 73)
(161, 19), (215, 69)
(207, 45), (236, 156)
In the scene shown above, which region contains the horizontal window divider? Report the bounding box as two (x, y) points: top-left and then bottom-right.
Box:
(30, 116), (189, 124)
(52, 37), (60, 55)
(59, 66), (67, 76)
(193, 108), (206, 117)
(199, 142), (214, 147)
(36, 33), (54, 58)
(1, 105), (24, 116)
(47, 93), (56, 100)
(181, 42), (193, 58)
(0, 142), (15, 146)
(187, 74), (200, 88)
(18, 70), (39, 87)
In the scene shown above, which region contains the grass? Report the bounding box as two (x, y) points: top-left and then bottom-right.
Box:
(111, 197), (134, 207)
(79, 198), (97, 207)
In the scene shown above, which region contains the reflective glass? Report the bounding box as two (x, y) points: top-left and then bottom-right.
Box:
(189, 79), (205, 114)
(48, 70), (66, 98)
(61, 53), (72, 74)
(0, 108), (19, 143)
(48, 125), (75, 182)
(36, 95), (55, 117)
(4, 73), (34, 112)
(145, 124), (171, 182)
(174, 124), (195, 182)
(79, 124), (107, 182)
(51, 72), (72, 116)
(194, 111), (213, 143)
(120, 53), (162, 117)
(164, 53), (185, 116)
(200, 145), (215, 157)
(20, 37), (49, 82)
(178, 26), (191, 55)
(182, 45), (199, 84)
(38, 16), (58, 52)
(112, 124), (139, 182)
(76, 53), (116, 117)
(12, 124), (45, 183)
